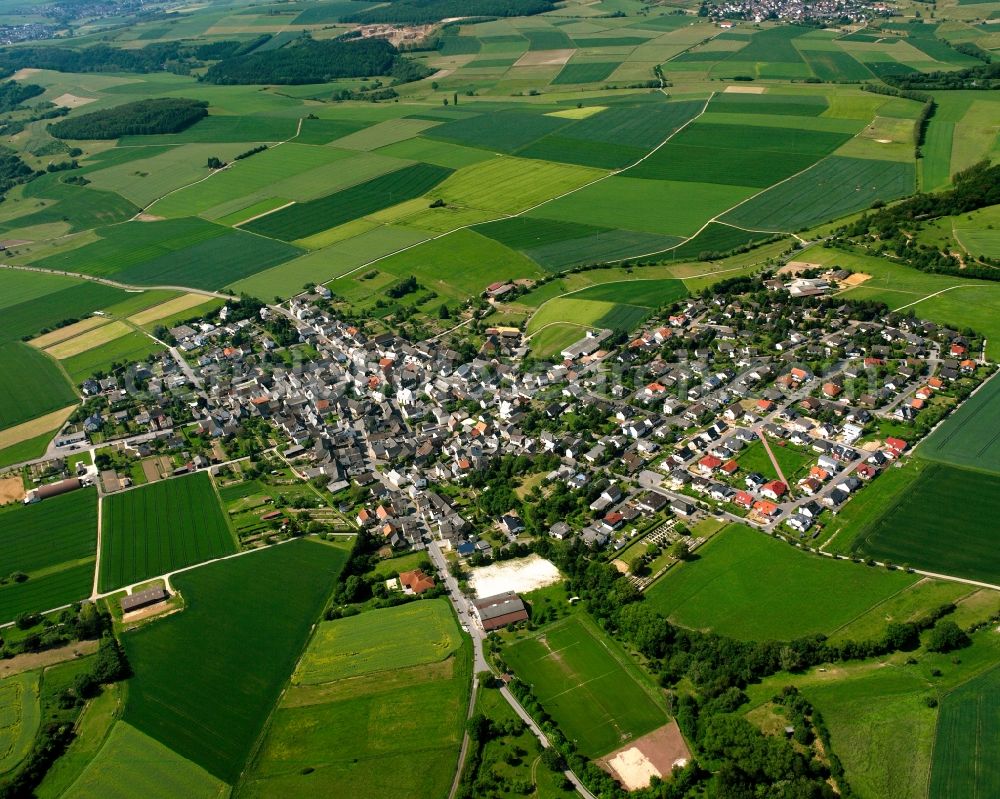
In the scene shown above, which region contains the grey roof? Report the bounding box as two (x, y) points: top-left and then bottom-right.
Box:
(474, 591), (526, 622)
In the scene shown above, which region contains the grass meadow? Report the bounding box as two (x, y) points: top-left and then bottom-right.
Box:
(99, 472), (236, 592)
(0, 672), (41, 776)
(60, 721), (228, 799)
(645, 524), (916, 640)
(294, 600), (462, 684)
(502, 614), (669, 758)
(123, 539), (348, 783)
(851, 462), (1000, 584)
(241, 599), (470, 799)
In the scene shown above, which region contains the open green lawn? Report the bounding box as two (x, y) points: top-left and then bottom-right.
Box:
(919, 373), (1000, 475)
(737, 440), (814, 483)
(99, 473), (236, 592)
(929, 665), (1000, 799)
(0, 343), (76, 430)
(528, 296), (650, 336)
(645, 524), (917, 640)
(293, 600), (463, 684)
(851, 462), (1000, 584)
(123, 539), (347, 783)
(0, 488), (97, 621)
(241, 599), (469, 799)
(502, 613), (669, 758)
(60, 721), (228, 799)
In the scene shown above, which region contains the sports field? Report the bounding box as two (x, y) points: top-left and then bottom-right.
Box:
(243, 599), (469, 799)
(294, 600), (462, 683)
(503, 614), (669, 757)
(645, 524), (917, 640)
(0, 488), (97, 621)
(919, 374), (1000, 475)
(928, 665), (1000, 799)
(99, 473), (236, 592)
(851, 462), (1000, 584)
(123, 539), (348, 783)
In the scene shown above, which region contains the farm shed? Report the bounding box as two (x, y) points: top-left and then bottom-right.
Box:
(474, 591), (528, 632)
(121, 586), (169, 613)
(24, 477), (83, 504)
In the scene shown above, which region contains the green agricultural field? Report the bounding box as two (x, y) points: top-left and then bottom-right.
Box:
(0, 282), (128, 345)
(35, 217), (301, 291)
(0, 562), (96, 623)
(552, 61), (620, 84)
(528, 297), (649, 339)
(566, 278), (687, 306)
(424, 109), (570, 154)
(99, 472), (236, 592)
(502, 614), (669, 758)
(241, 598), (469, 799)
(0, 179), (138, 236)
(919, 374), (1000, 475)
(0, 672), (41, 776)
(0, 488), (97, 577)
(627, 122), (852, 187)
(722, 156), (915, 232)
(61, 332), (165, 384)
(149, 144), (356, 219)
(529, 176), (754, 238)
(474, 216), (681, 269)
(0, 270), (84, 312)
(85, 142), (258, 208)
(662, 222), (779, 261)
(123, 539), (347, 783)
(851, 462), (1000, 584)
(0, 343), (76, 430)
(336, 229), (542, 301)
(826, 578), (974, 644)
(294, 600), (462, 684)
(242, 163), (452, 241)
(428, 157), (604, 216)
(645, 524), (917, 640)
(928, 665), (1000, 799)
(60, 721), (228, 799)
(119, 114), (297, 145)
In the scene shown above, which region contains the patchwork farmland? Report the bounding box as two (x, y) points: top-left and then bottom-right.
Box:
(0, 2), (997, 798)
